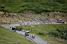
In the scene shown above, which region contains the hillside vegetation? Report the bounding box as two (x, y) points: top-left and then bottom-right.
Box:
(0, 0), (67, 13)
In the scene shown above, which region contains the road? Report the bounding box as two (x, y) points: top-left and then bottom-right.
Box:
(1, 24), (48, 44)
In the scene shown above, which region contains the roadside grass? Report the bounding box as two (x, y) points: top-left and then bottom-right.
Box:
(0, 26), (34, 44)
(16, 24), (67, 34)
(16, 24), (67, 44)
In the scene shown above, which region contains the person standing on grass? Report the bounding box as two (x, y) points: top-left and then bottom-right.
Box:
(25, 32), (29, 37)
(32, 34), (35, 39)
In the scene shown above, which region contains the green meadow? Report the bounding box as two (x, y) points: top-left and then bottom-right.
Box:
(0, 26), (34, 44)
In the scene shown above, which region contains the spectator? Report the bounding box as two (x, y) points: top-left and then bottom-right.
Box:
(25, 32), (29, 36)
(32, 34), (35, 39)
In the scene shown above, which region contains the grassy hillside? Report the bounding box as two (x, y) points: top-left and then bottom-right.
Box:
(0, 0), (67, 13)
(0, 26), (34, 44)
(16, 24), (67, 44)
